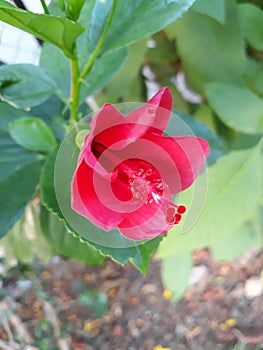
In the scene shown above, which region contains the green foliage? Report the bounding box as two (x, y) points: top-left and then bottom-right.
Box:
(0, 102), (30, 131)
(0, 204), (53, 264)
(168, 110), (227, 165)
(9, 117), (57, 153)
(238, 3), (263, 50)
(0, 130), (41, 239)
(40, 42), (128, 103)
(80, 48), (128, 103)
(211, 220), (261, 261)
(0, 64), (57, 108)
(205, 83), (263, 134)
(0, 0), (84, 57)
(40, 207), (105, 265)
(161, 252), (192, 301)
(94, 236), (163, 275)
(40, 43), (71, 98)
(192, 0), (225, 23)
(64, 0), (85, 21)
(174, 0), (245, 92)
(40, 148), (64, 219)
(245, 59), (263, 96)
(99, 0), (197, 54)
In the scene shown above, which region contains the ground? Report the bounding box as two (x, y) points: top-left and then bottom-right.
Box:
(0, 248), (263, 350)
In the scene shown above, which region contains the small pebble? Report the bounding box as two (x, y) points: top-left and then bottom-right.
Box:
(244, 277), (263, 299)
(141, 283), (158, 295)
(189, 265), (208, 286)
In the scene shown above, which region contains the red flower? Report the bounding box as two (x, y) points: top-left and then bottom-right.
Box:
(71, 88), (209, 240)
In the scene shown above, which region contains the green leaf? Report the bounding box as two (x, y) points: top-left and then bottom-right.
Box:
(205, 83), (263, 134)
(174, 0), (245, 92)
(100, 0), (196, 54)
(78, 290), (108, 317)
(40, 147), (63, 218)
(30, 95), (68, 126)
(238, 3), (263, 51)
(0, 0), (84, 57)
(157, 141), (263, 257)
(9, 117), (57, 153)
(144, 31), (190, 113)
(167, 110), (227, 165)
(56, 0), (65, 11)
(193, 104), (217, 132)
(95, 236), (162, 274)
(130, 236), (162, 275)
(1, 204), (53, 264)
(65, 0), (85, 21)
(0, 102), (30, 132)
(0, 131), (41, 238)
(161, 252), (192, 301)
(245, 59), (263, 96)
(48, 0), (67, 17)
(229, 132), (262, 152)
(192, 0), (225, 23)
(211, 220), (261, 261)
(0, 64), (57, 109)
(40, 42), (71, 98)
(40, 207), (105, 265)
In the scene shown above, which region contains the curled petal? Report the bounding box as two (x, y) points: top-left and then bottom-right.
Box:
(125, 87), (172, 134)
(84, 88), (173, 162)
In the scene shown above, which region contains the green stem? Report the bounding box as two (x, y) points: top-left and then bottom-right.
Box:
(70, 57), (80, 125)
(79, 0), (117, 80)
(40, 0), (50, 15)
(69, 0), (117, 126)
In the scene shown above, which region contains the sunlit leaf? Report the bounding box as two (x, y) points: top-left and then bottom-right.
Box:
(0, 0), (84, 57)
(205, 83), (263, 134)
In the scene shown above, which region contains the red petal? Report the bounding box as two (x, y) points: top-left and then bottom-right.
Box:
(71, 161), (125, 231)
(89, 103), (124, 137)
(125, 87), (172, 134)
(142, 134), (210, 193)
(86, 88), (173, 159)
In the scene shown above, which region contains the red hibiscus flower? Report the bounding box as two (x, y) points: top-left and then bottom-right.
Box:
(71, 87), (209, 240)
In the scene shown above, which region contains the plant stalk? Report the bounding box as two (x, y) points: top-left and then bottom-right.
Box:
(40, 0), (50, 15)
(69, 57), (80, 125)
(69, 0), (117, 126)
(79, 0), (117, 80)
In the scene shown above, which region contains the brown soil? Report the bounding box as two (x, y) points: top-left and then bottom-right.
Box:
(0, 248), (263, 350)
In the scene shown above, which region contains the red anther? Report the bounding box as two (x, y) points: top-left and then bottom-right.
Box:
(174, 213), (182, 222)
(166, 215), (174, 224)
(166, 206), (176, 217)
(177, 205), (186, 214)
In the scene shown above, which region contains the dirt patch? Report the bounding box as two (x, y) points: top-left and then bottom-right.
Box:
(0, 248), (263, 350)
